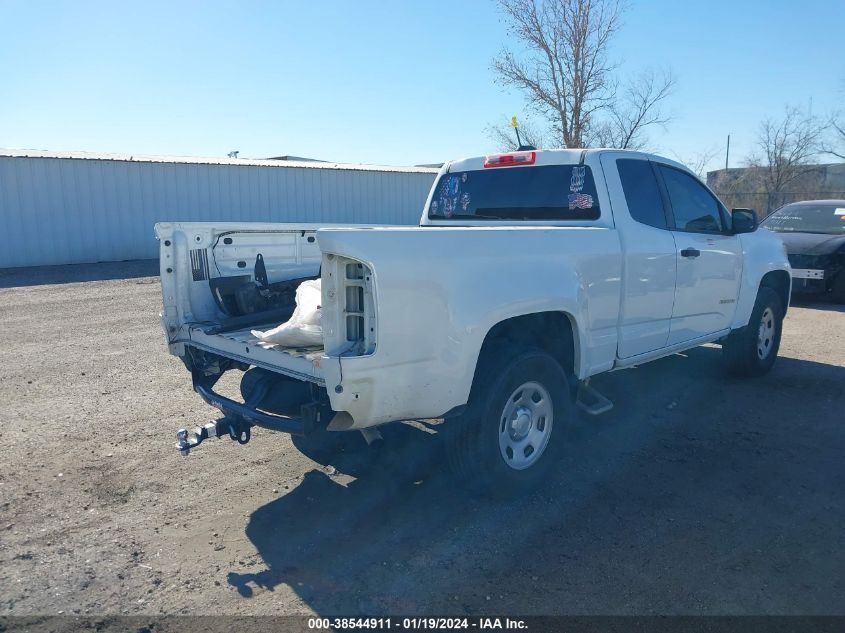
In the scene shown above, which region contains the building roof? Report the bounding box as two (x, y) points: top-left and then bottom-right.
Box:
(265, 155), (327, 162)
(0, 148), (439, 175)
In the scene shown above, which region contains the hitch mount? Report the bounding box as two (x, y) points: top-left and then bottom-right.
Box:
(175, 417), (251, 456)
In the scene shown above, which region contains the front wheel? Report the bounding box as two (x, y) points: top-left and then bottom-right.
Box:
(445, 347), (573, 497)
(722, 287), (784, 376)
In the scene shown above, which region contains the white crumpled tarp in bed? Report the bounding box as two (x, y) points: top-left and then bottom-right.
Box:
(251, 279), (323, 349)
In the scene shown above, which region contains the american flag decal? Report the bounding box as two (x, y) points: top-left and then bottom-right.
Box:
(568, 192), (594, 209)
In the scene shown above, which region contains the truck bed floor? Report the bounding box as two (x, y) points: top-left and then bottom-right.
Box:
(188, 324), (325, 385)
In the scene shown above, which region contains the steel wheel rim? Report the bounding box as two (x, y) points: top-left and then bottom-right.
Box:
(757, 307), (775, 359)
(498, 381), (554, 471)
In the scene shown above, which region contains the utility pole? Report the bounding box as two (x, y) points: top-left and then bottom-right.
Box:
(725, 134), (730, 170)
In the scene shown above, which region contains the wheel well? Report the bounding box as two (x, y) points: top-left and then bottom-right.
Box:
(760, 270), (790, 316)
(478, 312), (576, 378)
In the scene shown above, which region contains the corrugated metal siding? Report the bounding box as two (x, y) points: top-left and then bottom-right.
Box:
(0, 156), (438, 268)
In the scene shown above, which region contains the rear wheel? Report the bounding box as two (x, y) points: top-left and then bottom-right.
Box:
(446, 347), (573, 497)
(722, 287), (783, 376)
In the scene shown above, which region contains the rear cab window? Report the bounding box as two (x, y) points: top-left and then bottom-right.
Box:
(427, 164), (601, 221)
(617, 159), (668, 229)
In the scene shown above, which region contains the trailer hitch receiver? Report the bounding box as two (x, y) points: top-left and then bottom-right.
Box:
(175, 418), (250, 456)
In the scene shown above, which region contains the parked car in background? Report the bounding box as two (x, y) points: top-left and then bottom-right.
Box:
(761, 200), (845, 303)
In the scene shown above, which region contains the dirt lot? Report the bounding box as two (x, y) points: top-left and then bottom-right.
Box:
(0, 261), (842, 616)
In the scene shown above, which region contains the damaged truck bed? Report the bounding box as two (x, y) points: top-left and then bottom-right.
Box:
(187, 324), (325, 385)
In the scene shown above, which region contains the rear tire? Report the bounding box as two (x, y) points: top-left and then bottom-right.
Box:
(446, 347), (573, 497)
(722, 287), (783, 377)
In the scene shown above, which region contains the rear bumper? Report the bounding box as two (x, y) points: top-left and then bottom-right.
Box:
(190, 367), (335, 437)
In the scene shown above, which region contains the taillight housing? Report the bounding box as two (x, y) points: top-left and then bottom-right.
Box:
(321, 254), (377, 357)
(483, 151), (536, 168)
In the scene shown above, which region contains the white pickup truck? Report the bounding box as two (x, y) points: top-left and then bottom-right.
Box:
(156, 149), (791, 495)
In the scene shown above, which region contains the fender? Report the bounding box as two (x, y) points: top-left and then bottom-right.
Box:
(317, 225), (621, 428)
(732, 230), (792, 330)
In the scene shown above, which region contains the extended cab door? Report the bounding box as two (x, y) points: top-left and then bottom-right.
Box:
(601, 154), (677, 358)
(654, 163), (743, 345)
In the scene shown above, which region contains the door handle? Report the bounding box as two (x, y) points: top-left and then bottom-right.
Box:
(680, 248), (701, 258)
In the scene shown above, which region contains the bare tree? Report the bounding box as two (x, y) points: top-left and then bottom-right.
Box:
(671, 144), (721, 179)
(588, 69), (676, 150)
(747, 106), (826, 206)
(820, 79), (845, 160)
(491, 0), (675, 149)
(820, 114), (845, 160)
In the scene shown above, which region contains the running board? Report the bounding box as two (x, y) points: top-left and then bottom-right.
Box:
(576, 382), (614, 416)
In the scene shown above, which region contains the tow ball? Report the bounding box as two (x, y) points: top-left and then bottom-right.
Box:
(175, 417), (251, 456)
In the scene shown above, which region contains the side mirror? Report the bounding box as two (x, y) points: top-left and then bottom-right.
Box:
(732, 208), (757, 234)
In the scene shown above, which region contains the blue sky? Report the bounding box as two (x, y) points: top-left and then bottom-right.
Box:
(1, 0), (842, 171)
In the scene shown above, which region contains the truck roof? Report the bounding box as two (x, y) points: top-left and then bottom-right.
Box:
(445, 148), (687, 174)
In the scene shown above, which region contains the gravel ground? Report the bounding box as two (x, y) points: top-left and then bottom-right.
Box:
(0, 261), (842, 616)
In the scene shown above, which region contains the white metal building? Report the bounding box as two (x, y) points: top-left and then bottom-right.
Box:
(0, 149), (438, 268)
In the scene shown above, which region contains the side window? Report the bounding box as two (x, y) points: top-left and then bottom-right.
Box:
(659, 166), (725, 232)
(617, 159), (667, 229)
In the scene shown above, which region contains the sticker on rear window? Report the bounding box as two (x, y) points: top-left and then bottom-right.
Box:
(568, 165), (594, 210)
(570, 166), (585, 193)
(569, 192), (594, 209)
(835, 208), (845, 215)
(460, 192), (471, 211)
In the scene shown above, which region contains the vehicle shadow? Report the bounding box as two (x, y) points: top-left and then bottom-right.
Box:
(0, 259), (158, 288)
(229, 346), (844, 615)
